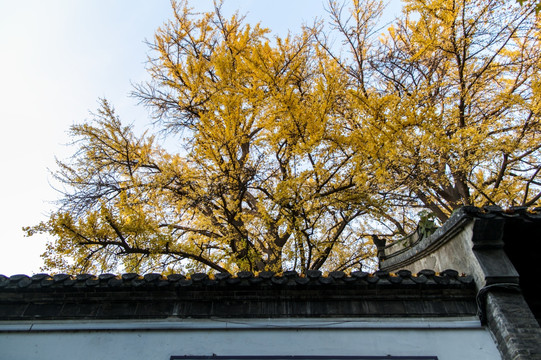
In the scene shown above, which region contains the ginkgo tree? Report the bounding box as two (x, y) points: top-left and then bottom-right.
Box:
(26, 0), (541, 274)
(322, 0), (541, 225)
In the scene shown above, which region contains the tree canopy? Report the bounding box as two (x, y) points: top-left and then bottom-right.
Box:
(26, 0), (541, 275)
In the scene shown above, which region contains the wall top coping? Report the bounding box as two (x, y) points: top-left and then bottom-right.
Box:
(0, 268), (472, 291)
(379, 206), (541, 271)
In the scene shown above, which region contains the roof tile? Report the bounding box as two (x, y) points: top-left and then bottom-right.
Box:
(121, 273), (139, 281)
(418, 269), (435, 277)
(397, 269), (412, 278)
(237, 271), (253, 279)
(167, 274), (185, 282)
(190, 273), (208, 282)
(76, 274), (94, 281)
(98, 274), (117, 281)
(306, 270), (322, 279)
(143, 273), (162, 282)
(258, 271), (274, 279)
(442, 269), (459, 278)
(330, 271), (346, 279)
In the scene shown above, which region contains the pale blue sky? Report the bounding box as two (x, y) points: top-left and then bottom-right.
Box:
(0, 0), (401, 275)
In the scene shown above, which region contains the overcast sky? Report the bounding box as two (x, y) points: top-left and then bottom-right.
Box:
(0, 0), (401, 276)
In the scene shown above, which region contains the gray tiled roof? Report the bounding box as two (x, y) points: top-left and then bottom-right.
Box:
(0, 269), (473, 289)
(0, 269), (476, 320)
(459, 206), (541, 219)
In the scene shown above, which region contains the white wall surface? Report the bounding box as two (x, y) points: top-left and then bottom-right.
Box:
(0, 318), (501, 360)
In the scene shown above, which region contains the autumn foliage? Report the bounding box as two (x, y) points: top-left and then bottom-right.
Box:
(26, 0), (541, 274)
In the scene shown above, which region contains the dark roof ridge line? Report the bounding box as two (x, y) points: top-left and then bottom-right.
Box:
(0, 268), (474, 290)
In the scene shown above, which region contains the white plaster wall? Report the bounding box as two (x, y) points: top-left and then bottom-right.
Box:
(402, 222), (488, 288)
(0, 318), (501, 360)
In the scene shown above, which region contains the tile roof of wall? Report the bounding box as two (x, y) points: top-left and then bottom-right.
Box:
(459, 206), (541, 219)
(0, 269), (472, 290)
(0, 269), (477, 320)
